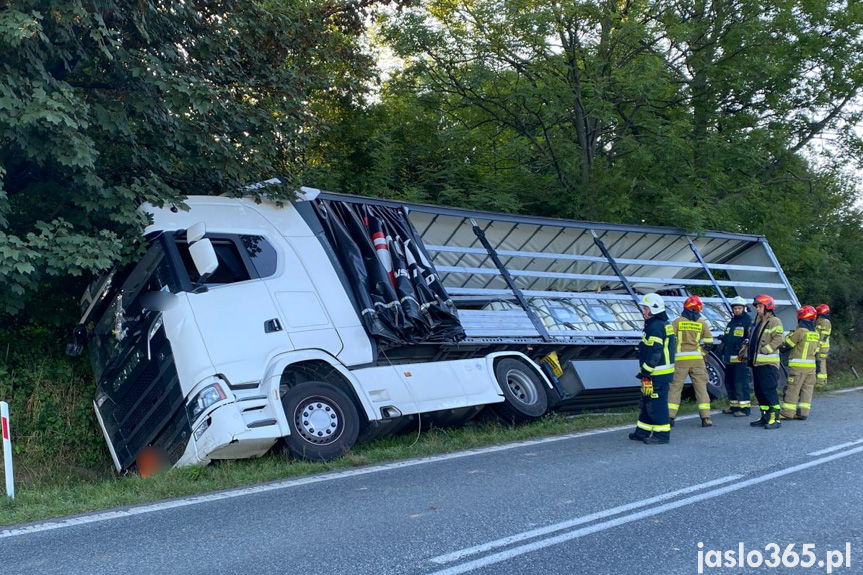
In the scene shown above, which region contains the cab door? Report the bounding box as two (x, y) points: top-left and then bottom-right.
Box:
(177, 235), (292, 387)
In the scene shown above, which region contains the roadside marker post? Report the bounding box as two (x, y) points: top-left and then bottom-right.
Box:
(1, 401), (13, 499)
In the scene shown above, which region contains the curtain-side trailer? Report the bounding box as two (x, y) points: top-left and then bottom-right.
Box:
(68, 186), (799, 472)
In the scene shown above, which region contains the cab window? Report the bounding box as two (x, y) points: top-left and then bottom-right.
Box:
(177, 238), (250, 285)
(241, 235), (278, 277)
(175, 234), (277, 286)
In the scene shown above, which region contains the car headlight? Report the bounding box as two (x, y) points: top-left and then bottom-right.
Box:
(187, 383), (226, 423)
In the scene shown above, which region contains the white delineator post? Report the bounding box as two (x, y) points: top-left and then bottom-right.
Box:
(1, 401), (13, 499)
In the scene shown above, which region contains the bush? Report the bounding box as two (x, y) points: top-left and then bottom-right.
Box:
(0, 325), (114, 484)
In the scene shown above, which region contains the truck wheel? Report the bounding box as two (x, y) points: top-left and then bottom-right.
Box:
(492, 358), (548, 424)
(705, 354), (727, 400)
(280, 381), (359, 461)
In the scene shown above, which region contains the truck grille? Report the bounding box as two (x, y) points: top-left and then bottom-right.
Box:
(96, 326), (191, 471)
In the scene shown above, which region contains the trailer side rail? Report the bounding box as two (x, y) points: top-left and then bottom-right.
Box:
(314, 192), (801, 340)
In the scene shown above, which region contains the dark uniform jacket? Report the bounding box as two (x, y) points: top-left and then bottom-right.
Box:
(721, 312), (753, 365)
(638, 312), (676, 382)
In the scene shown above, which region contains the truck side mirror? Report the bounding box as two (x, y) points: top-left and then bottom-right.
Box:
(187, 222), (207, 243)
(189, 238), (219, 290)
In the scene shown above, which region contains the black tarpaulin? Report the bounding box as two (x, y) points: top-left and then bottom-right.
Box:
(313, 199), (465, 347)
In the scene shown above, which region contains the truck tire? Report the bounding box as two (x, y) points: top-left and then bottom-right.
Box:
(492, 358), (548, 424)
(705, 354), (727, 400)
(280, 381), (359, 461)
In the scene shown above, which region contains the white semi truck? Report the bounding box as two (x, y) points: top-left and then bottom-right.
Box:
(68, 184), (799, 472)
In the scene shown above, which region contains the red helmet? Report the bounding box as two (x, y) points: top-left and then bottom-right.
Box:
(797, 305), (817, 321)
(816, 303), (830, 315)
(753, 294), (775, 311)
(683, 295), (703, 312)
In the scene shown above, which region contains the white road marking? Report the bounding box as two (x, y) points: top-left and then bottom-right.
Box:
(831, 385), (863, 394)
(429, 445), (863, 575)
(430, 474), (742, 564)
(0, 413), (704, 539)
(807, 438), (863, 456)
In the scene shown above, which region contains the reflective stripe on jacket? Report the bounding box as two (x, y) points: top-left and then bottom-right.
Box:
(639, 315), (676, 379)
(744, 314), (784, 367)
(722, 312), (753, 364)
(672, 314), (714, 367)
(815, 316), (832, 357)
(785, 325), (819, 372)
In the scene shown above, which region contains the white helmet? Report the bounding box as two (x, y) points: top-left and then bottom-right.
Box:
(730, 296), (747, 307)
(639, 293), (665, 314)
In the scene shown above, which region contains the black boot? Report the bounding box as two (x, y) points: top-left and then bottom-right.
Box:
(750, 409), (769, 427)
(764, 409), (781, 430)
(669, 418), (675, 428)
(644, 436), (670, 445)
(629, 432), (646, 441)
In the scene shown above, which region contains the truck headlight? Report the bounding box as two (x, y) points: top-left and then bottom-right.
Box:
(187, 383), (226, 423)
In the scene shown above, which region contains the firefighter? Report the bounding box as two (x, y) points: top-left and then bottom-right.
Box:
(668, 295), (715, 427)
(628, 293), (675, 444)
(739, 294), (784, 429)
(780, 305), (820, 420)
(720, 296), (753, 417)
(815, 304), (832, 387)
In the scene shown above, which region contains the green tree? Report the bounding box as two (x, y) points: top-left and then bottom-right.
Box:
(0, 0), (389, 314)
(377, 0), (863, 225)
(310, 0), (863, 340)
(378, 0), (685, 219)
(305, 71), (544, 213)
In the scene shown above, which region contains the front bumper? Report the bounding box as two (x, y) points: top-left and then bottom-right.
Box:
(180, 402), (278, 466)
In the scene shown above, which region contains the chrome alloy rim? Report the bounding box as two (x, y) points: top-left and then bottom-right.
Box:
(294, 396), (342, 444)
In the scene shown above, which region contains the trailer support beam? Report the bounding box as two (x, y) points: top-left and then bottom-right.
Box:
(590, 230), (642, 308)
(470, 219), (551, 341)
(687, 237), (732, 312)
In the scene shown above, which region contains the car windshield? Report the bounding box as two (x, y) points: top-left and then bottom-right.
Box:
(88, 243), (177, 383)
(701, 303), (730, 330)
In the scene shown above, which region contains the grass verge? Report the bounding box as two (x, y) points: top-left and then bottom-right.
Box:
(0, 371), (859, 528)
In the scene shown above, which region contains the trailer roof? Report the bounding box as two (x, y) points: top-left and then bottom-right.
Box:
(317, 191), (765, 243)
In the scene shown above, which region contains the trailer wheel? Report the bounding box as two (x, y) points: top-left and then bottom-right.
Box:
(705, 354), (727, 400)
(280, 381), (359, 461)
(492, 358), (548, 424)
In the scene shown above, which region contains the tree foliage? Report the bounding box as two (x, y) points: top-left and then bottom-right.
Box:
(308, 0), (863, 332)
(0, 0), (392, 314)
(2, 1), (863, 327)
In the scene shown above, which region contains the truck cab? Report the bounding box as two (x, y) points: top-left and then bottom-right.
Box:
(73, 191), (548, 472)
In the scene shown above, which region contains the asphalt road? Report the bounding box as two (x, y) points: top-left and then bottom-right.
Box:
(2, 389), (863, 575)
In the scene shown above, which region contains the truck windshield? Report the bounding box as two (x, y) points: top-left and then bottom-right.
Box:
(88, 242), (178, 383)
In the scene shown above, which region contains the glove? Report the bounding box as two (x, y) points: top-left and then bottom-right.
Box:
(640, 377), (654, 397)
